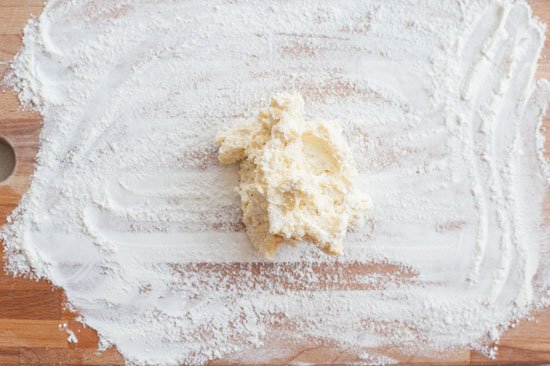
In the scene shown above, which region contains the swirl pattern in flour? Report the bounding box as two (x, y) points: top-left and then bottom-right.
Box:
(2, 0), (550, 364)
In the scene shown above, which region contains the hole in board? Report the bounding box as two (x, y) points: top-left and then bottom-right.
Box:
(0, 137), (16, 183)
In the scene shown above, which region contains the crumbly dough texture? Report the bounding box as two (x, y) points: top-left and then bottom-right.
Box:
(217, 93), (367, 258)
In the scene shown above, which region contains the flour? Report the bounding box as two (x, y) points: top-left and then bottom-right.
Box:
(59, 322), (79, 344)
(2, 0), (550, 365)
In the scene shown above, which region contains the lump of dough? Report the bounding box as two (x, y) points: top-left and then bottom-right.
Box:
(216, 93), (368, 258)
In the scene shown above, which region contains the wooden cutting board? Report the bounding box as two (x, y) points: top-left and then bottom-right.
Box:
(0, 1), (550, 364)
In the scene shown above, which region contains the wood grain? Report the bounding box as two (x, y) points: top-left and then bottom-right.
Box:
(0, 2), (549, 365)
(0, 319), (67, 348)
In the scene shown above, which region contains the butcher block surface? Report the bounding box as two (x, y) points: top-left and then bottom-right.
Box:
(1, 1), (550, 365)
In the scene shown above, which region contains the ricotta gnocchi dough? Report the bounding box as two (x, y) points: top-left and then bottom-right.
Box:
(216, 94), (367, 257)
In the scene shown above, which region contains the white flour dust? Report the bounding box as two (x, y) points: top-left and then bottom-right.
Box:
(2, 0), (550, 365)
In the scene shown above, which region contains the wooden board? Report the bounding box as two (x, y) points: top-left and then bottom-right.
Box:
(0, 1), (549, 365)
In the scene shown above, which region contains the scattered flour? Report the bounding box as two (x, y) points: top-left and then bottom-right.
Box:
(2, 0), (550, 365)
(358, 352), (399, 366)
(59, 322), (79, 344)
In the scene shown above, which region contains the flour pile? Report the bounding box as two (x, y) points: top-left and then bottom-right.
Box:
(2, 0), (550, 365)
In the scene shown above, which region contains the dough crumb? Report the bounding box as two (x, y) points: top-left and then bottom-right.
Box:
(216, 93), (369, 258)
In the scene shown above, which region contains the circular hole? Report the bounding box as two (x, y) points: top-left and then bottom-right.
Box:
(0, 137), (16, 183)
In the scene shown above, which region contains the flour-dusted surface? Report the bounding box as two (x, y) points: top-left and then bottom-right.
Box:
(1, 0), (550, 365)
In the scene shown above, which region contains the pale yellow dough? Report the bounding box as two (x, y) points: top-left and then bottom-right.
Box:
(216, 93), (367, 258)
